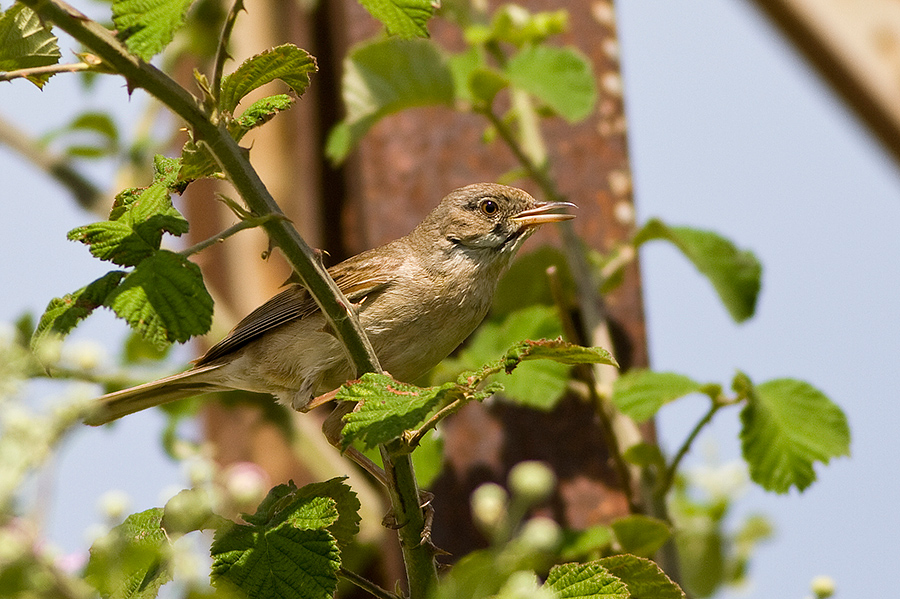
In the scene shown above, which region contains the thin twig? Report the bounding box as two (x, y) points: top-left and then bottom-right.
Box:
(179, 215), (274, 257)
(338, 567), (402, 599)
(212, 0), (245, 105)
(405, 397), (465, 448)
(659, 400), (724, 496)
(0, 113), (105, 211)
(0, 60), (95, 82)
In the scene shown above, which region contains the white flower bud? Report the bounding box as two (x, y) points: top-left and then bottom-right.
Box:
(98, 489), (131, 521)
(224, 462), (267, 506)
(517, 516), (561, 553)
(62, 340), (107, 371)
(471, 482), (508, 532)
(810, 575), (835, 598)
(508, 461), (556, 504)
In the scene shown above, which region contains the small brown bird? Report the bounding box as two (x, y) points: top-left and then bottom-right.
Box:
(85, 183), (574, 426)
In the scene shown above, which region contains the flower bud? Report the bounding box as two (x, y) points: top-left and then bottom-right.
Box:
(810, 575), (835, 598)
(98, 489), (131, 522)
(518, 516), (561, 553)
(471, 482), (508, 533)
(508, 461), (556, 504)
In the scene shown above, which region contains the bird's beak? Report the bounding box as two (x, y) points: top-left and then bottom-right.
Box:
(511, 201), (577, 228)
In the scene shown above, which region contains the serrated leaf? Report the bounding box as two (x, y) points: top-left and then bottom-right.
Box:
(84, 508), (172, 599)
(112, 0), (194, 61)
(210, 481), (344, 599)
(179, 139), (220, 181)
(610, 515), (672, 558)
(635, 219), (761, 323)
(326, 37), (454, 163)
(611, 370), (703, 423)
(357, 0), (434, 38)
(220, 44), (316, 114)
(233, 94), (295, 136)
(211, 526), (339, 599)
(504, 45), (597, 122)
(0, 4), (60, 87)
(544, 560), (629, 598)
(103, 250), (213, 347)
(339, 373), (460, 450)
(33, 271), (127, 347)
(598, 555), (685, 599)
(67, 221), (157, 266)
(739, 378), (850, 493)
(450, 305), (570, 410)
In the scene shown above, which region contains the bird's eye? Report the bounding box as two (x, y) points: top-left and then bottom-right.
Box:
(479, 199), (499, 216)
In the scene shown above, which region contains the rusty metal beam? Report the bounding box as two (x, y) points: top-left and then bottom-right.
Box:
(752, 0), (900, 164)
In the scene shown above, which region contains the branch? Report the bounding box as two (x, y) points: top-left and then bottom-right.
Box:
(339, 567), (402, 599)
(17, 0), (381, 378)
(659, 400), (725, 496)
(0, 59), (96, 83)
(0, 113), (105, 211)
(212, 0), (244, 105)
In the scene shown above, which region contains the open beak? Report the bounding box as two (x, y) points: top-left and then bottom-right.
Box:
(511, 201), (577, 228)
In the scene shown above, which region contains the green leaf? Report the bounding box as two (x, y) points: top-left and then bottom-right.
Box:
(411, 429), (444, 487)
(220, 44), (316, 114)
(0, 4), (60, 87)
(233, 94), (295, 136)
(84, 508), (172, 599)
(610, 515), (672, 558)
(503, 338), (618, 369)
(104, 250), (213, 347)
(339, 373), (460, 450)
(287, 478), (361, 548)
(558, 525), (614, 561)
(675, 526), (724, 598)
(210, 481), (344, 599)
(739, 378), (850, 493)
(611, 370), (704, 423)
(112, 0), (195, 61)
(179, 138), (221, 181)
(67, 221), (158, 266)
(492, 247), (574, 317)
(357, 0), (434, 38)
(622, 442), (666, 471)
(451, 305), (570, 410)
(635, 219), (762, 323)
(326, 37), (454, 163)
(543, 560), (629, 598)
(597, 555), (685, 599)
(33, 271), (127, 347)
(504, 45), (597, 122)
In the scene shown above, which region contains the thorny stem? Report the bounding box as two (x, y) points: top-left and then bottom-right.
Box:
(16, 1), (437, 594)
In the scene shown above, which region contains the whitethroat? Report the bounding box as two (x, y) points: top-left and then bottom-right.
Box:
(84, 183), (575, 426)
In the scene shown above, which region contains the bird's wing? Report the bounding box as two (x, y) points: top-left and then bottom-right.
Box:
(195, 254), (397, 365)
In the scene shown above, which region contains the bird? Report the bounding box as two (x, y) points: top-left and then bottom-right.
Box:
(84, 183), (575, 426)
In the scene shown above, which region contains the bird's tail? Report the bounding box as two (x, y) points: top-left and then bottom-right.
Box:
(84, 364), (226, 426)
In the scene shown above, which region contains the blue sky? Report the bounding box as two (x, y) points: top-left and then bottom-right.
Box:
(2, 1), (898, 597)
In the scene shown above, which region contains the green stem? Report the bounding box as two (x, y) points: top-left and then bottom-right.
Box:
(179, 215), (268, 257)
(19, 0), (381, 378)
(20, 3), (434, 595)
(338, 567), (402, 599)
(212, 0), (244, 104)
(381, 441), (439, 599)
(659, 400), (723, 496)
